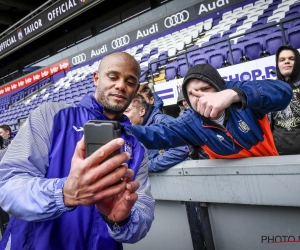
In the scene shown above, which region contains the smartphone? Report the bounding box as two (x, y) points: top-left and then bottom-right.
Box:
(84, 120), (121, 160)
(84, 120), (122, 186)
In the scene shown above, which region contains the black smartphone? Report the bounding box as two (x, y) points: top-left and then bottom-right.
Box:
(84, 120), (121, 160)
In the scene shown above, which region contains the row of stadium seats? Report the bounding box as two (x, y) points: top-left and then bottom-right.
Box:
(0, 62), (98, 125)
(135, 0), (300, 82)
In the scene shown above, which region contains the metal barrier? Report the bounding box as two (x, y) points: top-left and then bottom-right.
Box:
(124, 155), (300, 250)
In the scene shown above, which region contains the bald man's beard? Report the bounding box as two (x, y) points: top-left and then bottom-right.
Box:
(96, 87), (132, 115)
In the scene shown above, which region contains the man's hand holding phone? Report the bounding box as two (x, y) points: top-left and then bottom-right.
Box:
(63, 136), (139, 222)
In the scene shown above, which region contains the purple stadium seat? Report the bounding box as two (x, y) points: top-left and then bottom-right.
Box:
(136, 47), (143, 54)
(165, 62), (178, 80)
(218, 41), (234, 50)
(209, 34), (221, 41)
(226, 44), (243, 64)
(237, 16), (247, 22)
(263, 9), (274, 17)
(139, 66), (149, 82)
(230, 21), (243, 30)
(291, 2), (300, 8)
(237, 36), (251, 44)
(222, 28), (237, 37)
(66, 93), (72, 99)
(158, 51), (168, 65)
(187, 46), (201, 57)
(271, 26), (288, 40)
(192, 55), (207, 66)
(283, 21), (295, 29)
(149, 58), (159, 73)
(213, 17), (221, 26)
(80, 89), (88, 95)
(294, 20), (300, 26)
(201, 42), (217, 54)
(282, 11), (300, 21)
(206, 50), (225, 69)
(268, 2), (279, 9)
(176, 54), (191, 75)
(252, 19), (267, 29)
(187, 47), (201, 62)
(253, 29), (272, 46)
(243, 38), (263, 60)
(150, 47), (158, 56)
(178, 61), (190, 78)
(87, 89), (94, 95)
(141, 54), (150, 63)
(288, 26), (300, 49)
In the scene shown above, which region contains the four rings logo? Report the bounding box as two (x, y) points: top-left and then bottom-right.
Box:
(72, 53), (86, 66)
(164, 10), (189, 28)
(111, 35), (130, 50)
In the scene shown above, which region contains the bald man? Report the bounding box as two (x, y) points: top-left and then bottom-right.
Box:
(0, 52), (154, 250)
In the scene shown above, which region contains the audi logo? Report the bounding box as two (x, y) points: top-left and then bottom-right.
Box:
(111, 35), (130, 50)
(164, 10), (189, 28)
(72, 53), (87, 66)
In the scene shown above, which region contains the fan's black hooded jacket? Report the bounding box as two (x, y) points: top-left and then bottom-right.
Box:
(272, 46), (300, 155)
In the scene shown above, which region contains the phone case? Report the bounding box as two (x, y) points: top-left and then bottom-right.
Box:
(84, 120), (121, 158)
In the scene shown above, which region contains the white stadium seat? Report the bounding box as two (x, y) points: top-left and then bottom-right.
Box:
(222, 11), (232, 18)
(204, 18), (213, 31)
(243, 17), (259, 25)
(184, 35), (193, 45)
(176, 41), (185, 51)
(167, 47), (177, 57)
(140, 61), (148, 68)
(190, 29), (199, 39)
(267, 12), (285, 23)
(273, 6), (289, 14)
(243, 3), (254, 10)
(195, 22), (204, 33)
(255, 0), (265, 5)
(233, 7), (242, 13)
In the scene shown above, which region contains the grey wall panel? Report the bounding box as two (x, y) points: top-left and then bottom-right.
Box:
(165, 0), (201, 13)
(138, 5), (167, 24)
(61, 46), (79, 58)
(33, 59), (48, 68)
(46, 53), (63, 65)
(76, 38), (97, 51)
(209, 203), (300, 250)
(115, 19), (140, 35)
(123, 200), (193, 250)
(95, 28), (117, 44)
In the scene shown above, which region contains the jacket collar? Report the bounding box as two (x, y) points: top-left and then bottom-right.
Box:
(78, 95), (131, 127)
(142, 104), (155, 126)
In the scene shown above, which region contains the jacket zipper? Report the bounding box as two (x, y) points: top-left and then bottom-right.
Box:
(202, 123), (246, 150)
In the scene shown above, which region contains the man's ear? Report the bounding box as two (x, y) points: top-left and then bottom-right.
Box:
(135, 84), (140, 94)
(93, 71), (99, 86)
(149, 96), (154, 104)
(140, 107), (146, 117)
